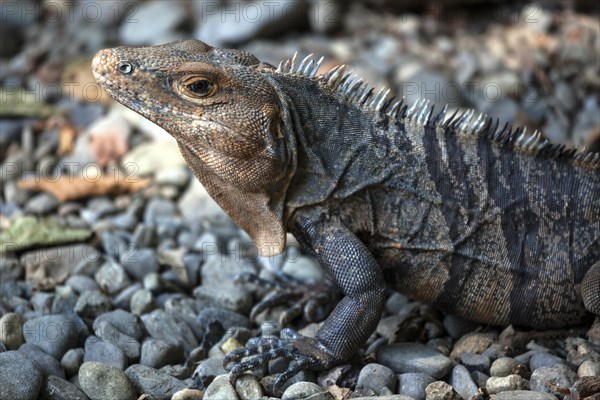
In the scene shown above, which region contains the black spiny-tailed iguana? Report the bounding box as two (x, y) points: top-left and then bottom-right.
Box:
(92, 39), (600, 391)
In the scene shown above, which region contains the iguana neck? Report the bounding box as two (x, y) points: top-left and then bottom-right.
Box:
(266, 73), (419, 210)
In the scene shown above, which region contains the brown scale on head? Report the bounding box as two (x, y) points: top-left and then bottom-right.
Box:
(92, 39), (294, 256)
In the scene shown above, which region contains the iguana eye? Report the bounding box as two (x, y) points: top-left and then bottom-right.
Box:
(179, 77), (216, 98)
(117, 61), (133, 74)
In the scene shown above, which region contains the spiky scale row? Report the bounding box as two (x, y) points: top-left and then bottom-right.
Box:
(271, 53), (600, 167)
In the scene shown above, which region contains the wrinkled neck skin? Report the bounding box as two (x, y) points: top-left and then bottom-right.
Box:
(265, 73), (421, 216)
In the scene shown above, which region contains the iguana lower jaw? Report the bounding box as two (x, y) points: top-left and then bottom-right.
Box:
(92, 42), (296, 256)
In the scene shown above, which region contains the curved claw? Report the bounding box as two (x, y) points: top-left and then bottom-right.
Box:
(250, 288), (303, 321)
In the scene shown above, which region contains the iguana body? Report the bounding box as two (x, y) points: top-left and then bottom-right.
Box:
(92, 39), (600, 390)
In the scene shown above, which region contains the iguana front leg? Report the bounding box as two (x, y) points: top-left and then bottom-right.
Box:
(224, 206), (386, 393)
(582, 261), (600, 343)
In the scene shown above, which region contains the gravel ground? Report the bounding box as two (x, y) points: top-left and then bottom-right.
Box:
(1, 1), (599, 399)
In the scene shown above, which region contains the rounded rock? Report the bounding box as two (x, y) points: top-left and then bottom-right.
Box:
(0, 351), (44, 400)
(0, 312), (24, 350)
(79, 361), (137, 400)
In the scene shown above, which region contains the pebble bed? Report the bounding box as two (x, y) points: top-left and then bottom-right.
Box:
(1, 1), (599, 399)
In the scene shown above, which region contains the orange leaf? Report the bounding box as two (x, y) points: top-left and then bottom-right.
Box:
(18, 175), (149, 202)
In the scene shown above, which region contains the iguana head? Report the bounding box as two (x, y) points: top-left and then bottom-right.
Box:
(92, 39), (295, 256)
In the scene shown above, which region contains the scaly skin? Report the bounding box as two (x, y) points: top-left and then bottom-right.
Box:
(92, 39), (600, 394)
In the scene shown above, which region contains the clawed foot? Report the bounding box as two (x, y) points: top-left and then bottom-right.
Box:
(223, 328), (333, 395)
(236, 271), (340, 326)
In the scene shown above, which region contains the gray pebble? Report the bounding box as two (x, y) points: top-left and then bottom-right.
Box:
(425, 380), (461, 400)
(25, 193), (59, 214)
(376, 343), (453, 379)
(197, 307), (251, 332)
(23, 313), (88, 359)
(79, 361), (137, 400)
(490, 357), (520, 377)
(19, 342), (65, 378)
(0, 351), (44, 399)
(94, 309), (143, 341)
(121, 247), (159, 281)
(93, 320), (141, 361)
(125, 363), (187, 399)
(529, 352), (566, 372)
(470, 370), (489, 388)
(356, 363), (396, 396)
(141, 309), (199, 354)
(30, 291), (55, 314)
(112, 283), (143, 310)
(84, 336), (128, 370)
(74, 290), (112, 319)
(450, 364), (478, 400)
(203, 374), (239, 400)
(443, 314), (480, 340)
(94, 260), (131, 295)
(0, 312), (24, 350)
(65, 275), (100, 294)
(529, 364), (577, 395)
(140, 339), (184, 368)
(489, 390), (559, 400)
(398, 372), (435, 400)
(144, 197), (177, 226)
(42, 375), (90, 400)
(130, 288), (155, 316)
(61, 348), (84, 377)
(200, 253), (256, 288)
(192, 358), (228, 389)
(193, 284), (253, 315)
(155, 166), (190, 187)
(486, 374), (530, 394)
(458, 352), (491, 373)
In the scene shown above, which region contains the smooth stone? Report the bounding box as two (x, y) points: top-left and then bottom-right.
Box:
(529, 352), (566, 372)
(196, 307), (251, 331)
(42, 375), (90, 400)
(65, 275), (100, 294)
(74, 290), (112, 319)
(281, 381), (332, 400)
(61, 348), (85, 378)
(93, 309), (143, 341)
(93, 320), (141, 362)
(0, 312), (24, 349)
(19, 342), (65, 378)
(23, 313), (87, 359)
(376, 343), (453, 379)
(530, 364), (577, 394)
(125, 363), (187, 400)
(192, 358), (228, 390)
(94, 260), (130, 295)
(141, 309), (198, 354)
(490, 357), (520, 377)
(84, 337), (128, 370)
(130, 288), (155, 316)
(0, 350), (44, 400)
(458, 352), (491, 373)
(140, 339), (184, 368)
(398, 372), (435, 400)
(490, 390), (558, 400)
(79, 361), (137, 400)
(486, 374), (530, 394)
(450, 364), (478, 400)
(356, 363), (396, 396)
(203, 374), (238, 400)
(121, 247), (159, 281)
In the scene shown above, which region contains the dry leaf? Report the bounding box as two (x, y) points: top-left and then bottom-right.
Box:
(18, 175), (149, 202)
